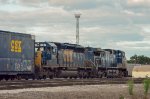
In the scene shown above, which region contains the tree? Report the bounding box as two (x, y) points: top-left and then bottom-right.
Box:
(127, 55), (150, 64)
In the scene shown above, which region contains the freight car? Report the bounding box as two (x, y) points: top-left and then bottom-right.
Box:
(0, 30), (35, 80)
(0, 30), (128, 80)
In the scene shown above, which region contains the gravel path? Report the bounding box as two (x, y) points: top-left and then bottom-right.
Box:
(0, 84), (149, 99)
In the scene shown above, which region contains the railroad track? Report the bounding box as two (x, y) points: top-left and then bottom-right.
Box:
(0, 78), (144, 90)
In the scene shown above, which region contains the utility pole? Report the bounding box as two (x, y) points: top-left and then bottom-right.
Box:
(75, 14), (81, 45)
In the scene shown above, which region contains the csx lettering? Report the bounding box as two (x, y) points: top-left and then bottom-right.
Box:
(11, 40), (22, 53)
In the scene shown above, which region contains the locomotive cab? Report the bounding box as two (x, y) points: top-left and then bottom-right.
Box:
(34, 42), (59, 79)
(115, 50), (126, 68)
(35, 42), (58, 66)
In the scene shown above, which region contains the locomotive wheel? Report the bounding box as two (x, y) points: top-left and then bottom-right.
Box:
(5, 77), (9, 81)
(25, 78), (29, 80)
(119, 71), (123, 78)
(10, 77), (15, 80)
(49, 75), (53, 79)
(86, 76), (90, 79)
(83, 76), (87, 79)
(97, 71), (103, 78)
(79, 76), (82, 79)
(17, 76), (21, 80)
(24, 75), (29, 80)
(43, 75), (46, 80)
(0, 77), (3, 81)
(125, 71), (128, 77)
(69, 77), (72, 79)
(74, 76), (77, 79)
(98, 74), (102, 78)
(32, 75), (35, 80)
(37, 76), (42, 80)
(78, 70), (85, 79)
(63, 76), (68, 79)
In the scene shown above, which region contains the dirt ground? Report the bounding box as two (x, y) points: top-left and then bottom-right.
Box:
(0, 84), (149, 99)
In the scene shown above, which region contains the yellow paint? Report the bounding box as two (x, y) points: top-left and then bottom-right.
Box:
(35, 50), (42, 66)
(11, 40), (22, 53)
(11, 40), (15, 52)
(63, 50), (73, 62)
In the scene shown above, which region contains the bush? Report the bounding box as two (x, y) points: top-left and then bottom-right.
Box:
(128, 80), (134, 95)
(119, 95), (124, 99)
(143, 78), (150, 96)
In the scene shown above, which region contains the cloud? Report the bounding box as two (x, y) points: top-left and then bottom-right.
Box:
(0, 0), (149, 58)
(0, 6), (71, 25)
(103, 40), (150, 59)
(0, 0), (9, 4)
(116, 41), (150, 48)
(10, 0), (97, 9)
(127, 0), (150, 6)
(123, 10), (145, 16)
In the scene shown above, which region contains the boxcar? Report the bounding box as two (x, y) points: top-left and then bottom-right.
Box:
(0, 30), (35, 80)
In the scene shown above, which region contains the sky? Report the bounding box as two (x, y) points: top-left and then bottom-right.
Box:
(0, 0), (150, 59)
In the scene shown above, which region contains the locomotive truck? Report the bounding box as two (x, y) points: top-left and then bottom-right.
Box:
(0, 30), (128, 80)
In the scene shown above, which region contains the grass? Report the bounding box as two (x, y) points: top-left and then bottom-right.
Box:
(126, 78), (150, 99)
(128, 80), (134, 95)
(119, 95), (124, 99)
(143, 78), (150, 98)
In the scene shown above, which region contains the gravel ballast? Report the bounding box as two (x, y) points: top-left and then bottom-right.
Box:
(0, 84), (149, 99)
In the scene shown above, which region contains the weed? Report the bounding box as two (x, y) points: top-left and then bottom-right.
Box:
(128, 80), (134, 95)
(143, 78), (150, 98)
(119, 95), (124, 99)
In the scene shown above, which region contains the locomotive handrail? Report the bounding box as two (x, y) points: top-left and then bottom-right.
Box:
(89, 59), (97, 68)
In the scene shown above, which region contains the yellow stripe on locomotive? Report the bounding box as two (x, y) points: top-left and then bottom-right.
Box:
(63, 49), (73, 63)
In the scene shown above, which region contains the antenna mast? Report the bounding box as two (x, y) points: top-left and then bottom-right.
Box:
(75, 14), (81, 45)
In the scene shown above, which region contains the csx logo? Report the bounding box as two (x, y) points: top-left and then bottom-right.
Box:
(11, 40), (22, 53)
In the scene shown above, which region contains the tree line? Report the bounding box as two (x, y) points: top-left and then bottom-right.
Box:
(127, 55), (150, 64)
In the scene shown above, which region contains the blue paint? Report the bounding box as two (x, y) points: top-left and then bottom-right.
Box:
(0, 30), (34, 73)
